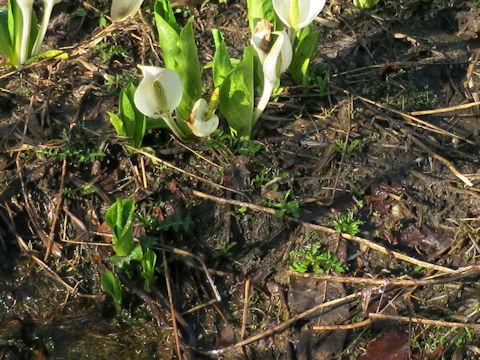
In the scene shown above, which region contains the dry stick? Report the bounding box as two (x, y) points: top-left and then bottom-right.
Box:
(2, 202), (96, 298)
(125, 145), (244, 196)
(174, 138), (222, 168)
(331, 97), (353, 203)
(163, 251), (183, 360)
(407, 130), (474, 187)
(45, 158), (67, 260)
(355, 94), (476, 145)
(156, 244), (222, 301)
(368, 313), (480, 329)
(411, 101), (480, 115)
(192, 190), (455, 274)
(285, 270), (480, 287)
(204, 292), (363, 355)
(313, 318), (373, 331)
(240, 278), (251, 353)
(431, 153), (473, 187)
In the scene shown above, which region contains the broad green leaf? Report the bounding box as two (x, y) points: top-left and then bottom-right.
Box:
(0, 9), (11, 57)
(219, 45), (254, 138)
(154, 1), (202, 121)
(8, 0), (21, 65)
(175, 18), (202, 119)
(109, 84), (146, 148)
(119, 83), (146, 148)
(101, 271), (122, 311)
(7, 0), (38, 66)
(107, 111), (126, 136)
(211, 29), (232, 87)
(154, 0), (180, 70)
(105, 198), (136, 257)
(291, 30), (320, 85)
(154, 0), (180, 34)
(246, 0), (276, 33)
(110, 245), (143, 268)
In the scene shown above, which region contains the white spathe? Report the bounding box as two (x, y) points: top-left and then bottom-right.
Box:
(189, 98), (219, 137)
(31, 0), (61, 56)
(250, 19), (273, 65)
(134, 65), (183, 119)
(263, 30), (292, 85)
(272, 0), (326, 31)
(110, 0), (144, 22)
(253, 30), (292, 123)
(17, 0), (34, 64)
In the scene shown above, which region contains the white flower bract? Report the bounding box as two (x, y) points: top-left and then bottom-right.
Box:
(272, 0), (326, 31)
(110, 0), (144, 22)
(188, 98), (219, 137)
(134, 65), (183, 119)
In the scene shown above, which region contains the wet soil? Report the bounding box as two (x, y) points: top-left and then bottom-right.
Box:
(1, 0), (480, 359)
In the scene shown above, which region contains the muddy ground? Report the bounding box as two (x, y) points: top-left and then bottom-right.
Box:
(1, 0), (480, 359)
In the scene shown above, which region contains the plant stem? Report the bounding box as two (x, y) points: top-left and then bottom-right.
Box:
(253, 79), (275, 124)
(32, 0), (56, 56)
(163, 113), (186, 141)
(19, 2), (33, 64)
(288, 28), (296, 47)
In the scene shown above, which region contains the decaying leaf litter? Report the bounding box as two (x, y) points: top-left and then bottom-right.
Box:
(1, 0), (480, 358)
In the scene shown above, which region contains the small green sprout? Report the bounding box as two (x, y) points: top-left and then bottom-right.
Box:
(332, 209), (363, 236)
(141, 249), (157, 292)
(102, 271), (122, 312)
(264, 190), (300, 218)
(333, 138), (363, 157)
(289, 242), (346, 274)
(353, 0), (380, 9)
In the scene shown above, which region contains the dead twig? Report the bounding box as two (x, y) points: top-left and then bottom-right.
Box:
(203, 292), (363, 355)
(410, 101), (480, 115)
(368, 313), (480, 329)
(125, 145), (244, 196)
(192, 190), (455, 273)
(45, 158), (67, 260)
(163, 251), (183, 360)
(240, 278), (251, 353)
(285, 268), (480, 288)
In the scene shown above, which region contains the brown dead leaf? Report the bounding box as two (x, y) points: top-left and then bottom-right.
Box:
(358, 328), (414, 360)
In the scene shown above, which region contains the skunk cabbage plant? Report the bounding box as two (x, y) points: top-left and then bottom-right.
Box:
(133, 65), (187, 140)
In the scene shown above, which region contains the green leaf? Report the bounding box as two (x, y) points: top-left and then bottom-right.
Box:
(291, 30), (320, 86)
(246, 0), (276, 33)
(8, 0), (21, 65)
(154, 1), (202, 121)
(219, 45), (255, 138)
(107, 111), (126, 136)
(154, 0), (180, 35)
(25, 49), (68, 64)
(119, 83), (146, 148)
(101, 271), (122, 311)
(0, 8), (11, 57)
(7, 0), (38, 66)
(141, 249), (157, 292)
(175, 18), (202, 120)
(108, 84), (146, 148)
(105, 198), (136, 257)
(353, 0), (380, 9)
(154, 0), (181, 70)
(211, 29), (232, 88)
